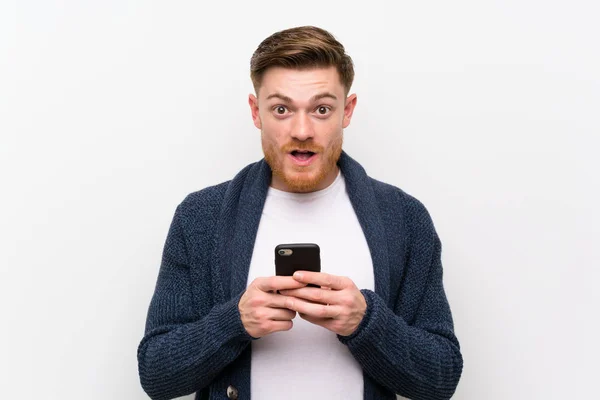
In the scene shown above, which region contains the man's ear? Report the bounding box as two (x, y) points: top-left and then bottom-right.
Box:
(342, 94), (358, 129)
(248, 94), (262, 129)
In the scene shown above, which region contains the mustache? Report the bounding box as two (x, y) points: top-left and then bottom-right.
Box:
(281, 141), (323, 153)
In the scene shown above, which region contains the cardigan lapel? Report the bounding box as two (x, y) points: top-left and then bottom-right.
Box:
(210, 160), (271, 301)
(338, 152), (391, 305)
(228, 161), (272, 298)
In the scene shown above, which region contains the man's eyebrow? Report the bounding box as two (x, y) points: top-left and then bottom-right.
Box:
(311, 92), (338, 102)
(265, 92), (338, 103)
(266, 93), (293, 103)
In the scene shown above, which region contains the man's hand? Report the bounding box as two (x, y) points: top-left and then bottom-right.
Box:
(239, 276), (307, 338)
(280, 271), (367, 337)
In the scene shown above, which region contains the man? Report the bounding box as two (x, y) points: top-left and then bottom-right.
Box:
(138, 26), (463, 400)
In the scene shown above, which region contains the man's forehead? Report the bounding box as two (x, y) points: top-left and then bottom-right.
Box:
(265, 92), (338, 104)
(259, 66), (344, 100)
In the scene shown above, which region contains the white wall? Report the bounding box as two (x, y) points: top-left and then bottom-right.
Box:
(2, 1), (599, 399)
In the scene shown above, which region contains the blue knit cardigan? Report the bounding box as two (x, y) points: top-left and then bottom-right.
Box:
(138, 152), (463, 400)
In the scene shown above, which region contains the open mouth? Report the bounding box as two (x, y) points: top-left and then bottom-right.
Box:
(290, 150), (316, 162)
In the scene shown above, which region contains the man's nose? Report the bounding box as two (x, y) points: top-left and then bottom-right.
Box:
(291, 112), (314, 141)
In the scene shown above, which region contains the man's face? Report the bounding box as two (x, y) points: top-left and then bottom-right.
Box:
(249, 66), (357, 193)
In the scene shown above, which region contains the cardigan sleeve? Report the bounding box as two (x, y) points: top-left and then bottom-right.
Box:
(137, 204), (254, 400)
(339, 201), (463, 400)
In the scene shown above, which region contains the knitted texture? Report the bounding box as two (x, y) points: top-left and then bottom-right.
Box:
(137, 152), (463, 400)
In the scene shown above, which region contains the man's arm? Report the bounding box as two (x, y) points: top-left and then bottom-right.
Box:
(137, 204), (253, 400)
(339, 205), (463, 400)
(284, 201), (463, 399)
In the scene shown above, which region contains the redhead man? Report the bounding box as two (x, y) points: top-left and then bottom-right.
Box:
(138, 26), (463, 400)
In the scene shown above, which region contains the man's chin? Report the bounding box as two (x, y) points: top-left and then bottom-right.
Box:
(277, 171), (324, 193)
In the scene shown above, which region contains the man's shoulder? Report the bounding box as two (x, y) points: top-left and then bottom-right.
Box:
(176, 180), (231, 218)
(368, 177), (427, 214)
(367, 176), (435, 232)
(174, 159), (265, 221)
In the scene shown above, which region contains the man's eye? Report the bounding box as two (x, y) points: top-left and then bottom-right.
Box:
(316, 106), (331, 115)
(274, 106), (288, 115)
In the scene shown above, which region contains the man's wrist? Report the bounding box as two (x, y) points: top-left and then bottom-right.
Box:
(340, 290), (371, 340)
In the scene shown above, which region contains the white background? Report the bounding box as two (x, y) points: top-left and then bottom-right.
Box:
(2, 1), (599, 399)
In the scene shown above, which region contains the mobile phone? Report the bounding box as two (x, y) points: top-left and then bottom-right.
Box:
(275, 243), (321, 288)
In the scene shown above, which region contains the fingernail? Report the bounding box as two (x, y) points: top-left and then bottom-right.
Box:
(294, 272), (303, 280)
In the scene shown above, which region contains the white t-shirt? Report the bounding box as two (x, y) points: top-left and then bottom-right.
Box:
(247, 171), (375, 399)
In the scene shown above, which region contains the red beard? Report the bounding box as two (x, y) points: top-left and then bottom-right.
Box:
(263, 135), (343, 193)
